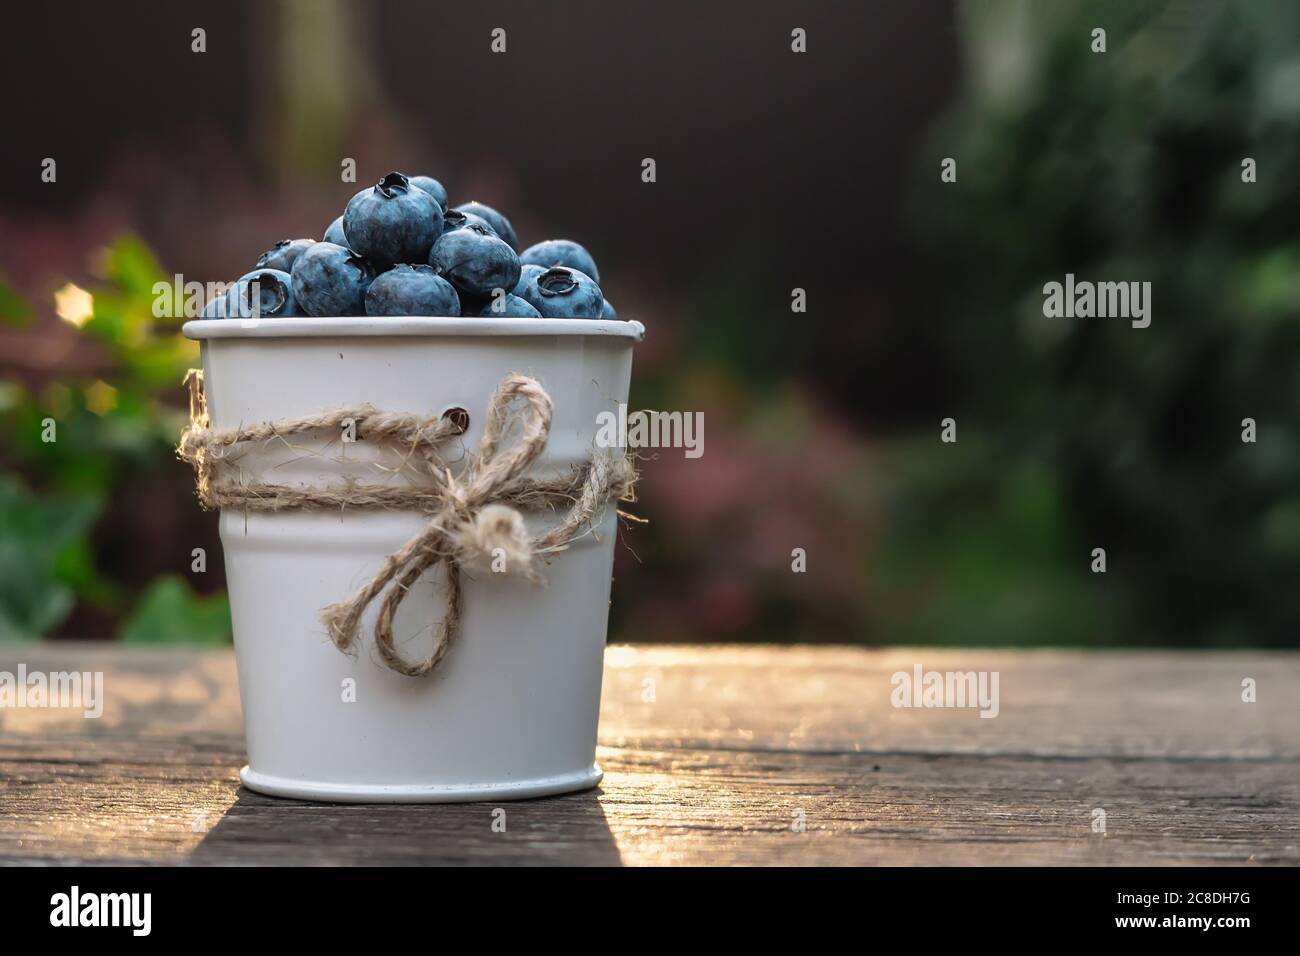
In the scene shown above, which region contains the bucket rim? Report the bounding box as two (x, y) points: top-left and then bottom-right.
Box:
(183, 315), (645, 342)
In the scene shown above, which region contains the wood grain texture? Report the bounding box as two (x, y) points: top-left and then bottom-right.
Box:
(1, 644), (1297, 865)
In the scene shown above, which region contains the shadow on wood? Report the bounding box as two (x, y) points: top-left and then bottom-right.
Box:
(190, 785), (623, 865)
(5, 645), (1300, 864)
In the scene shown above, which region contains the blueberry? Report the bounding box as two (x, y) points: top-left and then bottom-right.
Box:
(519, 266), (603, 319)
(600, 298), (618, 320)
(519, 239), (600, 285)
(453, 202), (517, 251)
(439, 207), (498, 238)
(323, 216), (348, 246)
(513, 263), (546, 296)
(200, 290), (228, 318)
(364, 264), (461, 317)
(428, 224), (521, 299)
(291, 242), (376, 316)
(477, 291), (542, 318)
(455, 291), (490, 315)
(226, 269), (298, 318)
(344, 172), (443, 264)
(255, 238), (316, 274)
(407, 175), (448, 212)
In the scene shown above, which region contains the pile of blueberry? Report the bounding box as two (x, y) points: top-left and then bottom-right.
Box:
(203, 171), (616, 321)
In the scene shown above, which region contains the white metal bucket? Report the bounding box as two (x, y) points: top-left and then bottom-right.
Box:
(182, 316), (642, 802)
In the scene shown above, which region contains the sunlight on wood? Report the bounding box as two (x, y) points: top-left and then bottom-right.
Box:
(1, 644), (1297, 864)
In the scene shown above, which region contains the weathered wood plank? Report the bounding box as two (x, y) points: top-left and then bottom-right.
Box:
(3, 644), (1296, 757)
(1, 738), (1295, 865)
(1, 644), (1297, 865)
(601, 645), (1300, 758)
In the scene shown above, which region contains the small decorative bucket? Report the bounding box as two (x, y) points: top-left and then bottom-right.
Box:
(180, 315), (642, 802)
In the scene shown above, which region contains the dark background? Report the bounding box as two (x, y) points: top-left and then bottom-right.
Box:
(2, 0), (957, 418)
(2, 0), (1298, 649)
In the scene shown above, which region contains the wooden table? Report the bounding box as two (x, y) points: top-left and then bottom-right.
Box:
(1, 644), (1297, 865)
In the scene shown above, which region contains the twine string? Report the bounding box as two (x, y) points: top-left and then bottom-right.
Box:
(177, 370), (636, 677)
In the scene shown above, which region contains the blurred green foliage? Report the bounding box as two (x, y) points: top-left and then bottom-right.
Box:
(120, 575), (231, 645)
(892, 0), (1300, 646)
(0, 237), (231, 643)
(6, 0), (1296, 651)
(0, 476), (101, 640)
(0, 276), (31, 327)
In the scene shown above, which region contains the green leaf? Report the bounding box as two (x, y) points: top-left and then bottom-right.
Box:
(97, 235), (167, 298)
(0, 476), (102, 639)
(119, 575), (231, 645)
(0, 274), (31, 326)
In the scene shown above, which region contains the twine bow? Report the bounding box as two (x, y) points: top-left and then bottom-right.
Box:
(178, 370), (637, 677)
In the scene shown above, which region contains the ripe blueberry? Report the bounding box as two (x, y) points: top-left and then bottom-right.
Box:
(226, 269), (298, 318)
(428, 224), (521, 299)
(453, 202), (517, 251)
(600, 298), (618, 320)
(255, 238), (316, 274)
(519, 239), (600, 285)
(291, 242), (376, 316)
(513, 263), (546, 296)
(364, 264), (461, 317)
(477, 291), (542, 318)
(440, 208), (497, 238)
(344, 172), (443, 264)
(323, 216), (348, 246)
(406, 175), (448, 212)
(519, 266), (603, 319)
(201, 290), (228, 318)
